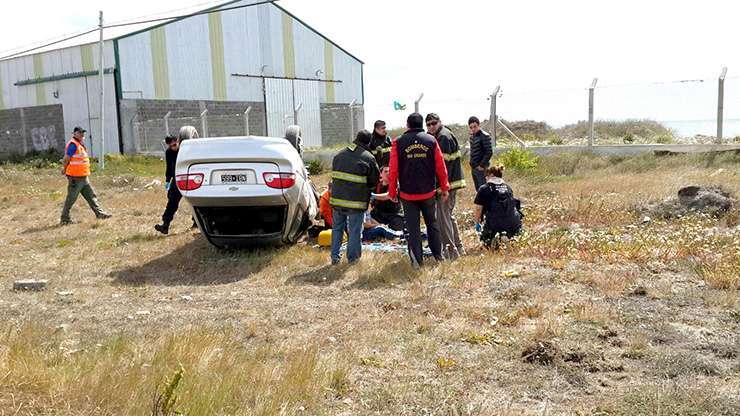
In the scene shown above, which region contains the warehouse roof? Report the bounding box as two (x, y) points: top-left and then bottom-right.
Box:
(0, 0), (363, 64)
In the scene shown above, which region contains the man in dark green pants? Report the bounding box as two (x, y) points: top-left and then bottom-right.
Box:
(60, 127), (111, 225)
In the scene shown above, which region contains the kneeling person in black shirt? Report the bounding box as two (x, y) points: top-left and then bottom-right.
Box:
(473, 164), (523, 248)
(370, 166), (405, 231)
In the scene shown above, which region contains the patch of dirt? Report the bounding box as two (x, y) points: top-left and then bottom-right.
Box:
(645, 185), (735, 218)
(522, 341), (561, 365)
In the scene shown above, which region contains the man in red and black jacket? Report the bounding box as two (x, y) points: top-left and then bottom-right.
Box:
(389, 113), (450, 267)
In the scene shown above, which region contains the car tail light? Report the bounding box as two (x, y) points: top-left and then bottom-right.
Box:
(176, 173), (204, 191)
(263, 172), (295, 189)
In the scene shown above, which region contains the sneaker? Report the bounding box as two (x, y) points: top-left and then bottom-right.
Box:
(96, 212), (112, 219)
(60, 219), (73, 226)
(154, 224), (169, 235)
(331, 258), (340, 266)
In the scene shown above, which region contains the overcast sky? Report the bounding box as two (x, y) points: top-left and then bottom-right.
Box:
(2, 0), (739, 132)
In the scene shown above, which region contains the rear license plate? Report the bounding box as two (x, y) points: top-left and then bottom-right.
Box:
(221, 174), (250, 183)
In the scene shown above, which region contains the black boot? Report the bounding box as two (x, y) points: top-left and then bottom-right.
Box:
(154, 223), (169, 235)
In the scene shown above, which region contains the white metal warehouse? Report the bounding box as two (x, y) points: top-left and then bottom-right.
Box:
(0, 0), (364, 158)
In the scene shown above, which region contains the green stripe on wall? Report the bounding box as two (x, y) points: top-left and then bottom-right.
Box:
(281, 12), (295, 78)
(324, 41), (335, 103)
(150, 27), (170, 99)
(33, 54), (45, 105)
(81, 44), (95, 72)
(208, 12), (227, 101)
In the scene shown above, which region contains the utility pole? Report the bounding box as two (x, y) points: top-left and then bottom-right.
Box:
(489, 86), (500, 147)
(98, 10), (105, 169)
(588, 78), (598, 147)
(414, 93), (424, 114)
(717, 67), (728, 143)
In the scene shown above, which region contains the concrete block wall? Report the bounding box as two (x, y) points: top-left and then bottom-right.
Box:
(320, 103), (364, 147)
(0, 104), (65, 159)
(119, 99), (266, 154)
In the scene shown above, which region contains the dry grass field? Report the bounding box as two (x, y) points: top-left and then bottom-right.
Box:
(0, 150), (738, 415)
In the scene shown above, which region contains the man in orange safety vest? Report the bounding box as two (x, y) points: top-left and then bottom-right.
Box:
(60, 127), (111, 225)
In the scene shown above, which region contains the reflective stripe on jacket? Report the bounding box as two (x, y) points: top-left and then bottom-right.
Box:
(64, 138), (91, 177)
(330, 143), (380, 212)
(435, 126), (466, 191)
(370, 133), (392, 167)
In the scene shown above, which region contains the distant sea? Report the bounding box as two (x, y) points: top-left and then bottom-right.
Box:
(661, 119), (740, 138)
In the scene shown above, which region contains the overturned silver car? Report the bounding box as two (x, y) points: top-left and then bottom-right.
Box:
(175, 131), (317, 249)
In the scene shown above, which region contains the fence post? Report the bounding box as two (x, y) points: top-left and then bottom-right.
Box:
(588, 78), (598, 146)
(717, 67), (728, 143)
(163, 111), (172, 136)
(243, 106), (252, 136)
(130, 114), (139, 153)
(294, 102), (303, 126)
(348, 99), (356, 142)
(200, 109), (208, 138)
(489, 85), (500, 148)
(414, 93), (424, 114)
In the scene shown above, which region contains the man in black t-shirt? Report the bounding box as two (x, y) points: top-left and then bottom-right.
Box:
(154, 135), (182, 235)
(473, 165), (523, 247)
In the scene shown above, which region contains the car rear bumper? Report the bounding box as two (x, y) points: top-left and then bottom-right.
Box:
(193, 205), (288, 246)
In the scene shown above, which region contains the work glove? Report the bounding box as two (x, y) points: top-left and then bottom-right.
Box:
(475, 223), (482, 233)
(165, 182), (171, 191)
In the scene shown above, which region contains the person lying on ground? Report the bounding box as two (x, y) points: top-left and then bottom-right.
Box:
(362, 210), (404, 242)
(370, 166), (405, 231)
(473, 164), (524, 248)
(319, 183), (333, 228)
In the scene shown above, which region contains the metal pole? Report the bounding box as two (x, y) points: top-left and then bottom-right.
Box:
(717, 67), (727, 143)
(243, 106), (252, 136)
(414, 93), (424, 113)
(98, 10), (105, 169)
(588, 78), (598, 146)
(490, 85), (500, 148)
(200, 109), (208, 138)
(497, 118), (526, 148)
(163, 111), (171, 135)
(348, 98), (356, 142)
(294, 102), (303, 126)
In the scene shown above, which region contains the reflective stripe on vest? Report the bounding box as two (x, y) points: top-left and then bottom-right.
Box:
(449, 179), (466, 190)
(380, 147), (391, 153)
(443, 151), (461, 161)
(65, 139), (91, 177)
(329, 197), (368, 210)
(331, 171), (367, 184)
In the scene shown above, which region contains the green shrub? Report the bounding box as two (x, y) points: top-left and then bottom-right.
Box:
(306, 159), (325, 175)
(655, 135), (674, 144)
(623, 133), (635, 144)
(3, 150), (61, 169)
(557, 119), (673, 140)
(548, 137), (564, 146)
(733, 136), (740, 143)
(496, 148), (539, 171)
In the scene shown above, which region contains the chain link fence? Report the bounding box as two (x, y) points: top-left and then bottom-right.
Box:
(133, 112), (255, 154)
